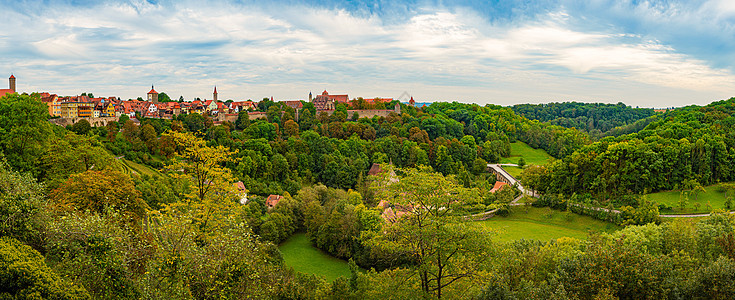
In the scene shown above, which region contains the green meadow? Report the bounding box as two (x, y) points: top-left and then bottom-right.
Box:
(278, 233), (352, 282)
(500, 141), (554, 165)
(479, 206), (620, 243)
(647, 182), (734, 214)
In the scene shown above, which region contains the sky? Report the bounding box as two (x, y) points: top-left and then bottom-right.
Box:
(2, 0), (735, 107)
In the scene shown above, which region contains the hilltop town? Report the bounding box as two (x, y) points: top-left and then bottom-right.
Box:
(2, 75), (417, 127)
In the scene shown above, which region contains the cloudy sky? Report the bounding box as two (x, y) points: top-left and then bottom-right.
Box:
(2, 0), (735, 107)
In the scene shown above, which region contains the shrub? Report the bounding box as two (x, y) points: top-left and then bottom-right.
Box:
(0, 236), (90, 299)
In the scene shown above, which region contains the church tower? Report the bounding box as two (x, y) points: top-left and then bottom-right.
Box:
(213, 86), (218, 102)
(9, 74), (15, 92)
(309, 91), (312, 102)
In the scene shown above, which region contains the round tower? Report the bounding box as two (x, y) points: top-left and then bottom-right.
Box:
(9, 74), (16, 92)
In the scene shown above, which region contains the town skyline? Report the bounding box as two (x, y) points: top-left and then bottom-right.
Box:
(3, 0), (735, 107)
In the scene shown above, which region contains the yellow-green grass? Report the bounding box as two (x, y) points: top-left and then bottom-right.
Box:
(479, 206), (620, 243)
(503, 166), (523, 180)
(500, 142), (554, 165)
(121, 159), (161, 177)
(648, 182), (734, 214)
(278, 233), (352, 282)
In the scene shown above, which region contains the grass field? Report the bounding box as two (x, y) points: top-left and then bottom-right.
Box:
(278, 233), (352, 282)
(648, 182), (734, 214)
(120, 159), (161, 177)
(500, 142), (554, 166)
(503, 166), (523, 180)
(479, 206), (620, 243)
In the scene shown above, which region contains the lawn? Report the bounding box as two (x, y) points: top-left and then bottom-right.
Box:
(500, 142), (554, 166)
(278, 233), (352, 282)
(479, 206), (620, 243)
(648, 182), (734, 214)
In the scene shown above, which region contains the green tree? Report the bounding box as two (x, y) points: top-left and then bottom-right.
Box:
(0, 162), (47, 248)
(0, 93), (52, 175)
(0, 236), (90, 299)
(366, 167), (490, 299)
(517, 157), (526, 168)
(71, 119), (92, 135)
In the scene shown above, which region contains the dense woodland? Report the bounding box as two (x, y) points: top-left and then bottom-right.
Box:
(512, 102), (657, 137)
(2, 93), (735, 299)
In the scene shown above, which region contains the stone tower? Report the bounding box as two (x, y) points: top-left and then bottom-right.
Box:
(309, 91), (312, 102)
(147, 85), (159, 102)
(213, 86), (218, 102)
(9, 74), (15, 92)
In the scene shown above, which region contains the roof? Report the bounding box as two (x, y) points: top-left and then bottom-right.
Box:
(367, 163), (383, 176)
(9, 74), (15, 79)
(266, 195), (283, 207)
(148, 87), (158, 94)
(214, 86), (217, 94)
(490, 181), (508, 193)
(234, 181), (246, 192)
(0, 89), (14, 98)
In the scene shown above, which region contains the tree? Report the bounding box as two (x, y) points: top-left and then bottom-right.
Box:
(71, 119), (92, 135)
(0, 93), (52, 175)
(158, 92), (172, 102)
(366, 167), (490, 299)
(284, 119), (299, 137)
(517, 157), (526, 168)
(50, 170), (148, 223)
(236, 110), (251, 130)
(0, 162), (47, 248)
(0, 236), (90, 299)
(164, 131), (238, 204)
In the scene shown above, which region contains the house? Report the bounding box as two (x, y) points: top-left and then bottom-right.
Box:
(234, 181), (248, 204)
(204, 100), (218, 112)
(282, 100), (303, 110)
(266, 195), (284, 210)
(367, 163), (398, 183)
(490, 181), (508, 193)
(230, 101), (256, 113)
(40, 93), (60, 116)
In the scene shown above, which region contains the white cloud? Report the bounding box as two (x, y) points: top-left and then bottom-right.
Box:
(0, 1), (733, 107)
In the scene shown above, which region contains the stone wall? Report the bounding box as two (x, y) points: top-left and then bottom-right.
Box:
(49, 116), (120, 127)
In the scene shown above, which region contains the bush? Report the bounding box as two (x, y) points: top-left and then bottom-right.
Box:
(0, 236), (90, 299)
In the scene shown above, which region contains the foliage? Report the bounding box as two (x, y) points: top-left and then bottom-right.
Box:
(49, 170), (148, 224)
(0, 93), (53, 175)
(366, 167), (491, 298)
(0, 236), (90, 299)
(0, 162), (48, 249)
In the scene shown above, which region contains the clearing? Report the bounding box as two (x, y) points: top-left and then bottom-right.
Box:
(500, 142), (554, 166)
(278, 233), (352, 282)
(479, 206), (620, 243)
(120, 158), (162, 177)
(648, 182), (734, 215)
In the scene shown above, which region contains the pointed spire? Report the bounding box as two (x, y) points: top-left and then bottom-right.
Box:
(9, 74), (15, 79)
(214, 86), (217, 94)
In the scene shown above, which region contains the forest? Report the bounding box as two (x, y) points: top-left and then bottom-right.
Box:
(2, 92), (735, 299)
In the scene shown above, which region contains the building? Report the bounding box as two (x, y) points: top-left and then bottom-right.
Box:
(0, 75), (17, 98)
(147, 86), (159, 102)
(213, 86), (218, 102)
(311, 90), (348, 111)
(409, 97), (415, 107)
(490, 181), (508, 193)
(40, 93), (61, 116)
(234, 181), (248, 204)
(266, 195), (284, 210)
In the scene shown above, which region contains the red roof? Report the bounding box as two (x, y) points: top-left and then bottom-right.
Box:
(367, 163), (384, 176)
(266, 195), (283, 208)
(490, 181), (508, 193)
(0, 89), (14, 98)
(9, 75), (15, 79)
(214, 86), (217, 94)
